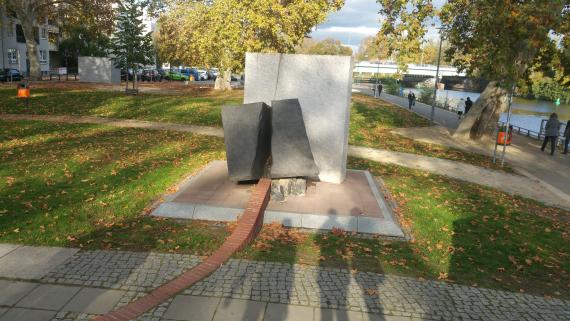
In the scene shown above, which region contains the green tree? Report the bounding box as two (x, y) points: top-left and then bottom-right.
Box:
(377, 0), (569, 140)
(111, 0), (155, 93)
(155, 0), (344, 90)
(59, 24), (112, 69)
(3, 0), (114, 80)
(355, 35), (390, 62)
(296, 38), (352, 56)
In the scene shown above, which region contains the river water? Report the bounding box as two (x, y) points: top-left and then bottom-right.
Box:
(417, 89), (570, 133)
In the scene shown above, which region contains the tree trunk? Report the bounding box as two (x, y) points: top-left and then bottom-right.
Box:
(214, 69), (232, 90)
(452, 81), (508, 140)
(14, 3), (41, 80)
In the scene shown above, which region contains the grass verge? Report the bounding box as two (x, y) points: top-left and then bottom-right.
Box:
(238, 157), (570, 298)
(0, 120), (228, 254)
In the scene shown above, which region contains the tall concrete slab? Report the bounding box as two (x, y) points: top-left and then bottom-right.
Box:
(244, 53), (353, 183)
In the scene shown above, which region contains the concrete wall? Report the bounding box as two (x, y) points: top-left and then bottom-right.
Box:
(244, 53), (353, 184)
(78, 57), (120, 84)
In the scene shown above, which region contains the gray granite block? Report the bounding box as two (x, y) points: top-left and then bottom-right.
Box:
(315, 308), (365, 321)
(301, 215), (357, 232)
(0, 243), (20, 258)
(244, 53), (353, 183)
(152, 202), (195, 219)
(62, 288), (125, 314)
(164, 295), (220, 321)
(270, 99), (319, 179)
(0, 308), (56, 321)
(0, 280), (38, 306)
(0, 246), (79, 279)
(265, 303), (314, 321)
(17, 284), (81, 310)
(263, 211), (303, 228)
(221, 102), (271, 181)
(212, 298), (266, 321)
(193, 205), (242, 222)
(357, 217), (405, 237)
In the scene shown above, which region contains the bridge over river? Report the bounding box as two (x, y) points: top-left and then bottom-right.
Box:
(354, 61), (466, 79)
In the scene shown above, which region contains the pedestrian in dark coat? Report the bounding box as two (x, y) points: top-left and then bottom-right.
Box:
(564, 120), (570, 154)
(541, 113), (560, 155)
(407, 92), (415, 110)
(465, 97), (473, 114)
(377, 83), (383, 96)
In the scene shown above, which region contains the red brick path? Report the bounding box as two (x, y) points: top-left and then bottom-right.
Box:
(93, 178), (272, 321)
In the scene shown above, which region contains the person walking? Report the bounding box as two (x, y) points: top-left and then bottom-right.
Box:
(377, 83), (383, 96)
(465, 97), (473, 115)
(407, 91), (416, 110)
(457, 98), (465, 119)
(541, 113), (561, 155)
(563, 120), (570, 154)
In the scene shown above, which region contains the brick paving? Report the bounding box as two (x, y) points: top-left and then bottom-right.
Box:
(92, 178), (271, 321)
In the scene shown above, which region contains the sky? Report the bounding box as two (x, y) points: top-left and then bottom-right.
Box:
(310, 0), (444, 53)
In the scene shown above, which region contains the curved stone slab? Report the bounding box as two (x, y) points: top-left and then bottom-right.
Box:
(221, 102), (271, 181)
(270, 99), (319, 179)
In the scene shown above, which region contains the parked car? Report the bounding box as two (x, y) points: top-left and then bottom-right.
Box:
(207, 68), (219, 80)
(179, 68), (200, 81)
(120, 69), (142, 81)
(141, 70), (162, 82)
(163, 70), (188, 81)
(197, 69), (208, 80)
(0, 68), (21, 81)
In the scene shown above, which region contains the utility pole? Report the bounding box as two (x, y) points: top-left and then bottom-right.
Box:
(430, 28), (445, 124)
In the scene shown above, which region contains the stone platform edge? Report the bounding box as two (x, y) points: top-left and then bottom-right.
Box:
(151, 162), (405, 238)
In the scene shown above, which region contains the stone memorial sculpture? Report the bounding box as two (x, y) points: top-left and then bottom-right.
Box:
(244, 53), (353, 184)
(221, 99), (319, 183)
(270, 99), (319, 179)
(221, 102), (271, 181)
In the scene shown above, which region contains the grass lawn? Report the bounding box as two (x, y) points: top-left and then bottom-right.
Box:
(0, 119), (229, 254)
(239, 157), (570, 298)
(1, 87), (502, 170)
(0, 87), (241, 127)
(1, 119), (568, 299)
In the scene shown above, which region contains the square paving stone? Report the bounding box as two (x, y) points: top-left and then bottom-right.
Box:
(0, 280), (38, 306)
(0, 246), (78, 279)
(0, 308), (56, 321)
(62, 288), (125, 314)
(265, 303), (314, 321)
(316, 309), (364, 321)
(212, 299), (266, 321)
(363, 314), (412, 321)
(16, 284), (81, 310)
(164, 295), (220, 321)
(0, 244), (20, 258)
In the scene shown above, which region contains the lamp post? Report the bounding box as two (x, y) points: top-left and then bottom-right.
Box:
(430, 27), (446, 124)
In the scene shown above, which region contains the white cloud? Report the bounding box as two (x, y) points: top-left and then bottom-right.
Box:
(316, 26), (379, 36)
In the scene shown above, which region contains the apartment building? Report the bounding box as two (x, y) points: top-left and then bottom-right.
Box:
(0, 9), (60, 75)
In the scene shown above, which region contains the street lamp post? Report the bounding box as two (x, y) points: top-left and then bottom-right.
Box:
(430, 28), (445, 124)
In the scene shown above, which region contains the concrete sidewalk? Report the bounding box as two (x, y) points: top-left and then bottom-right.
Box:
(1, 244), (569, 321)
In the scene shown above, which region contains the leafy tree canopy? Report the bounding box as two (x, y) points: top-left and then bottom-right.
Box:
(355, 35), (390, 62)
(377, 0), (569, 86)
(296, 38), (352, 56)
(155, 0), (345, 72)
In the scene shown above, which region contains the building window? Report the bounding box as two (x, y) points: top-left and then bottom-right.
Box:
(39, 50), (48, 64)
(7, 22), (14, 37)
(41, 28), (47, 39)
(16, 24), (26, 43)
(7, 49), (18, 64)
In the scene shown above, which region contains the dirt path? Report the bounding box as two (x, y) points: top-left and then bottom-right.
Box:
(3, 113), (569, 209)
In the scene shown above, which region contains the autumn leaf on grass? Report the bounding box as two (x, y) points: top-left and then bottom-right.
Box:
(5, 176), (15, 186)
(438, 272), (448, 280)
